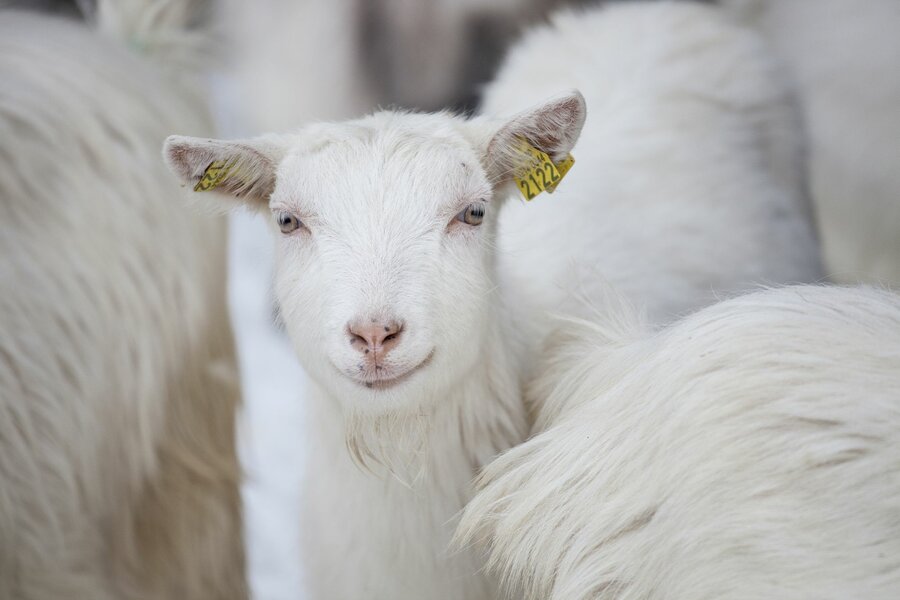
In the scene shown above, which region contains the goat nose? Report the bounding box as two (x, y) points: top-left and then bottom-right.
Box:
(348, 319), (404, 357)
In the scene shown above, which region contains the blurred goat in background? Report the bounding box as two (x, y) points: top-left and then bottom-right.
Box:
(223, 0), (596, 132)
(724, 0), (900, 285)
(0, 1), (245, 598)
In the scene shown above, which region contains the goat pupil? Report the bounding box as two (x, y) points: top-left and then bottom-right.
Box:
(278, 214), (296, 232)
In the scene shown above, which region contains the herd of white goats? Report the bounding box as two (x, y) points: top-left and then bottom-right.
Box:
(2, 1), (899, 599)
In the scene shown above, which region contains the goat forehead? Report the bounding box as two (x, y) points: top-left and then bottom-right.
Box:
(277, 122), (487, 226)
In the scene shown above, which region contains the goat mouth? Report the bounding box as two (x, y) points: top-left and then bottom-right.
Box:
(351, 350), (435, 391)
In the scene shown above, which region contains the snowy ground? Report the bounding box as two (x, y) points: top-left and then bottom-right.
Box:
(228, 211), (309, 600)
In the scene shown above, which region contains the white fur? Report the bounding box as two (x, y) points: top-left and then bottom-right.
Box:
(722, 0), (900, 286)
(458, 285), (900, 600)
(164, 3), (823, 598)
(489, 1), (823, 375)
(0, 6), (244, 599)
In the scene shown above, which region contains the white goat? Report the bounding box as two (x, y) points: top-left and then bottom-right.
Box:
(724, 0), (900, 285)
(458, 284), (900, 600)
(164, 3), (821, 598)
(0, 4), (244, 599)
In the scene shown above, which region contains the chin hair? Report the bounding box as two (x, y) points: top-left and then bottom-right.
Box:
(344, 403), (435, 486)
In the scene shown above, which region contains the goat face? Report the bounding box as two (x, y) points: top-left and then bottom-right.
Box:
(270, 115), (497, 413)
(163, 92), (586, 415)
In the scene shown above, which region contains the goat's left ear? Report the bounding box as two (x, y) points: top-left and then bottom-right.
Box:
(163, 134), (290, 208)
(476, 90), (586, 185)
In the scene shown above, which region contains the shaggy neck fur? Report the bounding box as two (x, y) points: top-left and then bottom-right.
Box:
(300, 297), (527, 600)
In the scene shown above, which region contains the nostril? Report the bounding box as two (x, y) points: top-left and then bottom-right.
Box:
(380, 322), (403, 348)
(347, 325), (371, 348)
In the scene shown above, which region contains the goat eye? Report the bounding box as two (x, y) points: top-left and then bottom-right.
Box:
(277, 212), (301, 234)
(455, 203), (485, 226)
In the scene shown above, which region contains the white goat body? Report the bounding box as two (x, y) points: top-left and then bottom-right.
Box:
(724, 0), (900, 285)
(0, 6), (244, 599)
(489, 2), (822, 374)
(164, 3), (822, 599)
(459, 285), (900, 600)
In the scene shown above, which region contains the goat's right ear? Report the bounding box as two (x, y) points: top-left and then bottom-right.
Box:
(163, 134), (289, 206)
(475, 90), (587, 186)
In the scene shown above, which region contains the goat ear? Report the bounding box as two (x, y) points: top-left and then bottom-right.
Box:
(482, 90), (586, 185)
(163, 134), (289, 206)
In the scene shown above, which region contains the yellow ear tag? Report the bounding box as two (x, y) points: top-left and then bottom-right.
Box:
(546, 153), (574, 194)
(512, 139), (575, 201)
(194, 158), (237, 192)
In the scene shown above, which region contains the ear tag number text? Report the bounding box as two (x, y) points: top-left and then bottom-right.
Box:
(512, 139), (575, 201)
